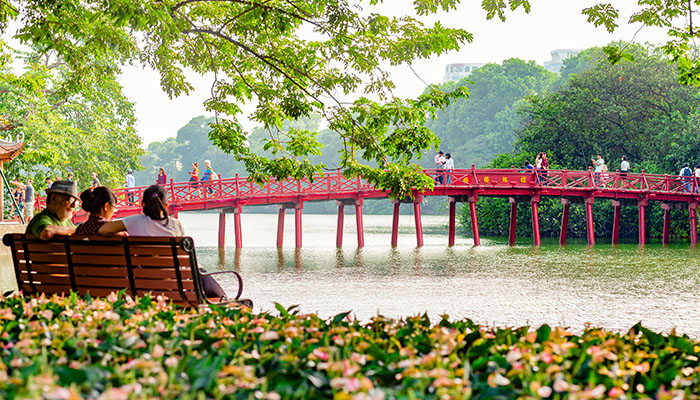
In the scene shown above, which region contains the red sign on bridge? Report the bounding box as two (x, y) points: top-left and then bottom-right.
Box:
(36, 168), (700, 248)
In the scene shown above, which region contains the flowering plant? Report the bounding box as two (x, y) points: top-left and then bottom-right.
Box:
(1, 291), (698, 399)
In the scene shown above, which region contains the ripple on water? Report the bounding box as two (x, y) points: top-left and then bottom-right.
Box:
(2, 212), (699, 337)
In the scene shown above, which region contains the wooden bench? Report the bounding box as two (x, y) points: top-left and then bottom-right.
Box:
(2, 234), (252, 307)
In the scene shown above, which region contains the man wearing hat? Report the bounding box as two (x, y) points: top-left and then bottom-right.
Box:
(26, 180), (78, 240)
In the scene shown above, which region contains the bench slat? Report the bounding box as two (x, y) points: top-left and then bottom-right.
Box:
(20, 273), (72, 286)
(132, 268), (192, 279)
(131, 256), (192, 267)
(19, 253), (68, 263)
(134, 278), (195, 291)
(4, 234), (230, 308)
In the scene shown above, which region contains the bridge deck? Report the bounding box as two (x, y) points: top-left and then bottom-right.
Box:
(33, 168), (700, 248)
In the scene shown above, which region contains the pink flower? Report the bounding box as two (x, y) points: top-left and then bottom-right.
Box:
(43, 388), (72, 400)
(537, 386), (552, 397)
(608, 387), (624, 397)
(312, 348), (329, 361)
(541, 352), (553, 364)
(344, 377), (361, 392)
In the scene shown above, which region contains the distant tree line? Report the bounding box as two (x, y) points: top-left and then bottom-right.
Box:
(459, 44), (700, 241)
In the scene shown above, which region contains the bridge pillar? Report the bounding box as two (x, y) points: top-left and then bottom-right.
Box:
(276, 205), (285, 248)
(413, 197), (424, 247)
(391, 200), (400, 247)
(355, 199), (364, 248)
(612, 200), (621, 245)
(336, 201), (345, 247)
(508, 197), (517, 246)
(690, 203), (698, 247)
(661, 203), (671, 246)
(468, 196), (480, 246)
(218, 209), (226, 249)
(585, 197), (595, 246)
(294, 202), (303, 248)
(233, 206), (243, 249)
(559, 198), (570, 246)
(531, 197), (541, 247)
(638, 198), (647, 246)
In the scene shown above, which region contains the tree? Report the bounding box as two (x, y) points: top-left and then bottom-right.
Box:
(517, 44), (699, 174)
(1, 0), (478, 198)
(465, 44), (700, 240)
(3, 1), (700, 199)
(0, 40), (143, 190)
(426, 59), (555, 167)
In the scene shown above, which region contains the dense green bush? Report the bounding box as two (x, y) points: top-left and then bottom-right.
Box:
(2, 292), (700, 399)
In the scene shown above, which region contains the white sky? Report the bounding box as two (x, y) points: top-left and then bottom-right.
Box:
(7, 1), (676, 146)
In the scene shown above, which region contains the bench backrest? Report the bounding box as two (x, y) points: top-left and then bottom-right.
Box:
(2, 234), (204, 306)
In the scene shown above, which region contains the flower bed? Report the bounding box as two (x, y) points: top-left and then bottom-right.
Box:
(1, 292), (699, 399)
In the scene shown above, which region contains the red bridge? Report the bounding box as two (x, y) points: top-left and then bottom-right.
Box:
(36, 168), (700, 248)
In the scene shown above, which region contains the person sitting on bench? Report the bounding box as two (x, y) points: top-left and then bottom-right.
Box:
(26, 180), (78, 240)
(99, 185), (226, 299)
(76, 187), (120, 235)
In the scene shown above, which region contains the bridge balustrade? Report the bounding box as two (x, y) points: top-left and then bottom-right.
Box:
(32, 168), (700, 248)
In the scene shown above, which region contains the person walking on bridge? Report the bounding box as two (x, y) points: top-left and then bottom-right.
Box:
(592, 154), (605, 184)
(201, 160), (218, 194)
(434, 151), (445, 184)
(443, 153), (454, 185)
(125, 169), (136, 205)
(620, 156), (630, 180)
(156, 167), (167, 186)
(680, 163), (693, 192)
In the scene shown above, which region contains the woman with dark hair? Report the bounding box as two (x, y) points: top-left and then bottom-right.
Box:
(156, 167), (167, 186)
(100, 185), (182, 236)
(75, 187), (119, 235)
(99, 185), (226, 298)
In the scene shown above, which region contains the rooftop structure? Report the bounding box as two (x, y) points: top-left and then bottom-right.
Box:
(544, 49), (581, 73)
(444, 63), (485, 82)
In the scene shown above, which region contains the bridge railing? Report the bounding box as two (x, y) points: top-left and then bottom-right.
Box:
(34, 168), (700, 217)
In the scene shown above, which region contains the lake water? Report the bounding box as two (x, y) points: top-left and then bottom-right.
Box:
(3, 212), (700, 337)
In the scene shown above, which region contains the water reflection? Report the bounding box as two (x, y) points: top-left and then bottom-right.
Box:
(3, 212), (700, 337)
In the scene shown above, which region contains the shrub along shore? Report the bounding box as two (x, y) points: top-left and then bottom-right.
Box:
(1, 292), (699, 399)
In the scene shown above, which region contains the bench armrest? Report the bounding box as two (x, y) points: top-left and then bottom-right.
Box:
(199, 270), (243, 300)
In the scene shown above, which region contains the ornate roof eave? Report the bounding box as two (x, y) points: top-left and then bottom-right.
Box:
(0, 129), (25, 163)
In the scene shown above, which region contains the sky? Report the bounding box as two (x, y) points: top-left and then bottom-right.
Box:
(32, 1), (680, 146)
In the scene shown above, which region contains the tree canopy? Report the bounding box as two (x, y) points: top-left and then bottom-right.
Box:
(426, 59), (555, 167)
(0, 39), (143, 190)
(517, 44), (700, 174)
(2, 1), (700, 197)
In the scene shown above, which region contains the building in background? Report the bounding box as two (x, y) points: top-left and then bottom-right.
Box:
(444, 63), (485, 82)
(543, 49), (581, 73)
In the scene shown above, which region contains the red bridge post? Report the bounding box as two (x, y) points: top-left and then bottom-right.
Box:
(413, 197), (424, 247)
(690, 203), (698, 247)
(560, 198), (570, 246)
(468, 196), (480, 246)
(355, 199), (364, 248)
(661, 203), (671, 246)
(447, 197), (456, 247)
(612, 200), (621, 245)
(508, 197), (517, 246)
(294, 202), (303, 248)
(585, 197), (595, 246)
(391, 200), (400, 247)
(277, 205), (285, 248)
(233, 205), (243, 249)
(336, 200), (345, 247)
(531, 196), (541, 246)
(638, 198), (647, 246)
(218, 209), (226, 249)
